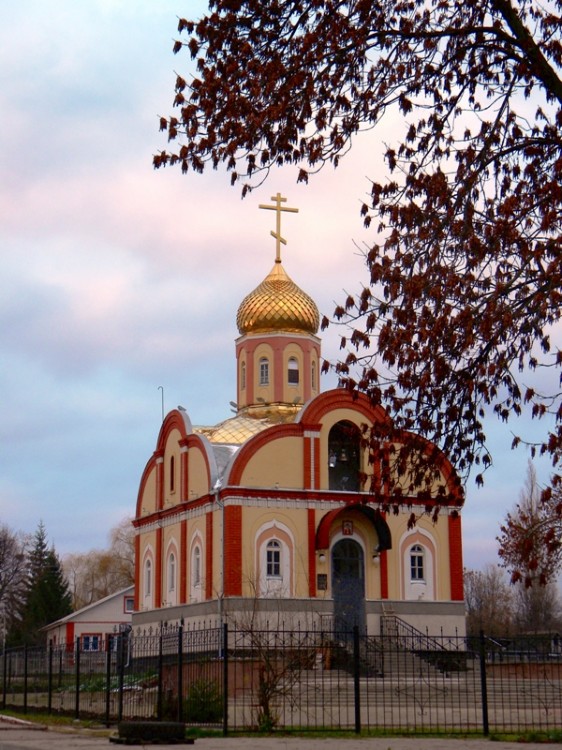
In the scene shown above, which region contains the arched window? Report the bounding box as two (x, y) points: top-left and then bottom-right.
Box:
(256, 524), (293, 597)
(144, 559), (152, 597)
(168, 552), (176, 592)
(241, 361), (246, 390)
(193, 546), (201, 587)
(266, 540), (282, 578)
(311, 360), (317, 390)
(189, 540), (203, 603)
(287, 357), (299, 385)
(328, 420), (361, 491)
(169, 455), (175, 492)
(410, 544), (425, 581)
(259, 357), (269, 386)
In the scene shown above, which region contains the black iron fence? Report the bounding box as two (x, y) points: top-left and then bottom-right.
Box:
(2, 623), (562, 735)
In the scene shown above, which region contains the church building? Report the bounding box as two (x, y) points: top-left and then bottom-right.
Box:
(132, 194), (466, 635)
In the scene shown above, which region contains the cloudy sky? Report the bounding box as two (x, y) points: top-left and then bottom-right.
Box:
(0, 1), (556, 570)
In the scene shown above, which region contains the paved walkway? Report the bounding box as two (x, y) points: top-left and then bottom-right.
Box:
(0, 718), (557, 750)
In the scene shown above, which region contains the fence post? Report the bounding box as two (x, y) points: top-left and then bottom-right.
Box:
(118, 633), (126, 722)
(222, 622), (228, 737)
(23, 645), (28, 714)
(105, 639), (112, 727)
(478, 630), (489, 736)
(157, 630), (164, 721)
(2, 646), (7, 710)
(353, 626), (361, 734)
(177, 626), (184, 723)
(75, 637), (81, 720)
(47, 643), (53, 715)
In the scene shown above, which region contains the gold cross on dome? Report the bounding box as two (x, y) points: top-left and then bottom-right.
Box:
(259, 192), (299, 262)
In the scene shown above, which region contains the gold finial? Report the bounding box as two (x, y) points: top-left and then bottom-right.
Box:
(259, 192), (299, 263)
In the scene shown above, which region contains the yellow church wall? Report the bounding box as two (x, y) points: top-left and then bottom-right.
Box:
(281, 343), (305, 405)
(163, 429), (182, 508)
(188, 446), (210, 499)
(239, 436), (303, 488)
(240, 507), (311, 598)
(138, 529), (157, 611)
(385, 513), (451, 601)
(238, 354), (247, 409)
(139, 466), (157, 515)
(386, 442), (448, 496)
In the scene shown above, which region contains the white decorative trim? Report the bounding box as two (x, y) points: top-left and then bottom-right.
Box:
(137, 493), (462, 532)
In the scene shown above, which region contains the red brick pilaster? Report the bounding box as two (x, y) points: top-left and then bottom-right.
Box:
(308, 509), (317, 597)
(205, 512), (213, 600)
(180, 519), (188, 604)
(313, 436), (321, 489)
(304, 437), (312, 490)
(224, 505), (242, 596)
(155, 526), (163, 608)
(380, 549), (389, 600)
(448, 513), (464, 601)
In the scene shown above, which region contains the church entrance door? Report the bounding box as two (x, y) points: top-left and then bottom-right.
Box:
(331, 539), (366, 635)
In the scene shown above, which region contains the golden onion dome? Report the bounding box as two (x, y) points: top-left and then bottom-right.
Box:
(237, 260), (320, 335)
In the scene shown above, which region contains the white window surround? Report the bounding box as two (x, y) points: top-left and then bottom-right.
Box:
(255, 520), (294, 598)
(399, 529), (436, 601)
(142, 545), (155, 610)
(190, 534), (204, 603)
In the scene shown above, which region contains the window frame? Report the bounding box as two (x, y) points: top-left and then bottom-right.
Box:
(168, 551), (176, 593)
(82, 633), (101, 652)
(259, 357), (269, 386)
(410, 544), (425, 582)
(144, 558), (152, 597)
(287, 357), (299, 385)
(266, 539), (282, 578)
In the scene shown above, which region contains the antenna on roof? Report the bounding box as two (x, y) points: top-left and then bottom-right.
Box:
(158, 386), (164, 423)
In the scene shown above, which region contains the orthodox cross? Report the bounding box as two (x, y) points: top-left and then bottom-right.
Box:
(259, 192), (299, 262)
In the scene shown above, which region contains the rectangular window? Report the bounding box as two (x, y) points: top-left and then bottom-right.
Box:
(288, 369), (299, 384)
(266, 545), (281, 577)
(82, 634), (100, 652)
(124, 596), (134, 613)
(259, 361), (269, 385)
(411, 553), (424, 581)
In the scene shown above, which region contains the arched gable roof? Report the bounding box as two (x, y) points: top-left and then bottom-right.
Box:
(298, 388), (463, 505)
(224, 423), (302, 486)
(135, 408), (219, 517)
(315, 504), (392, 551)
(296, 388), (391, 428)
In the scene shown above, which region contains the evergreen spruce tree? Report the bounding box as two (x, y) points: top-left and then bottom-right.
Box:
(9, 521), (72, 646)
